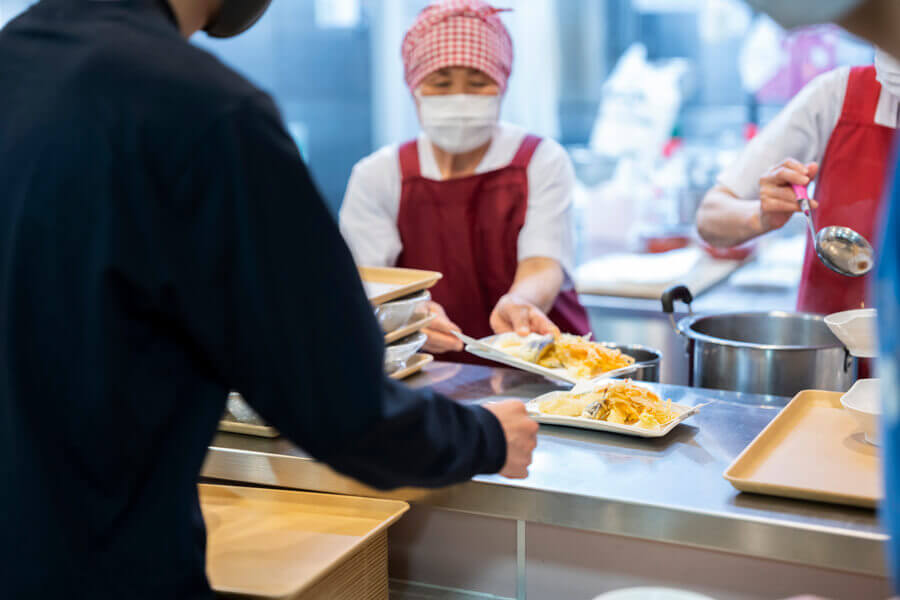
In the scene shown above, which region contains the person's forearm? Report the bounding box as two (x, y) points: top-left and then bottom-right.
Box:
(696, 187), (765, 248)
(324, 379), (506, 490)
(506, 257), (564, 313)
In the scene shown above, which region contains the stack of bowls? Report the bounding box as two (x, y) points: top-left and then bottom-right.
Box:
(825, 308), (881, 445)
(376, 290), (433, 378)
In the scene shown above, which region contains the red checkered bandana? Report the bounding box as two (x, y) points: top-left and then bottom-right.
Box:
(402, 0), (513, 93)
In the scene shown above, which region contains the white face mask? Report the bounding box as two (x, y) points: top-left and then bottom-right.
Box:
(745, 0), (862, 28)
(416, 93), (501, 154)
(876, 49), (900, 99)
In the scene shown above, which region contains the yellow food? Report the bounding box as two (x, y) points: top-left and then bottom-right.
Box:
(537, 334), (634, 379)
(493, 333), (635, 379)
(537, 394), (596, 417)
(537, 380), (678, 430)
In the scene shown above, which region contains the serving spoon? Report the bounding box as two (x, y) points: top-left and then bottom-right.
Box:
(792, 184), (874, 277)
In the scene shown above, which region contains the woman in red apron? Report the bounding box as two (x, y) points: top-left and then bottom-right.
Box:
(698, 57), (897, 316)
(340, 0), (590, 362)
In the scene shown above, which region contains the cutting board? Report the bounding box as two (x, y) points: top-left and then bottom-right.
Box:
(576, 250), (743, 299)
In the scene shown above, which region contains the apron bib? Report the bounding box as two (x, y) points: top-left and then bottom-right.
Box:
(396, 135), (591, 364)
(797, 66), (894, 315)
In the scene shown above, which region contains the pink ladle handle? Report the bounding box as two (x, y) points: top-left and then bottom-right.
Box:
(791, 184), (809, 201)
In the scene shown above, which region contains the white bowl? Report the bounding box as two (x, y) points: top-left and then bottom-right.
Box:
(384, 332), (428, 373)
(825, 308), (878, 358)
(374, 290), (431, 333)
(840, 378), (881, 445)
(593, 588), (716, 600)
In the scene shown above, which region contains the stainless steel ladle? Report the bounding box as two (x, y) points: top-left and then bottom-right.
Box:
(792, 184), (874, 277)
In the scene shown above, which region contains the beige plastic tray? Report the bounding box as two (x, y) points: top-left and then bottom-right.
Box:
(724, 390), (882, 508)
(384, 313), (435, 344)
(388, 353), (433, 380)
(218, 418), (279, 438)
(201, 484), (409, 599)
(360, 267), (441, 306)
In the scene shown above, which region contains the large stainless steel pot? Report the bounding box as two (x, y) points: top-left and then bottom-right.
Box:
(662, 286), (856, 397)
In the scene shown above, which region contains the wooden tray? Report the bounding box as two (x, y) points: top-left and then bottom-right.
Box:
(201, 484), (409, 599)
(388, 353), (433, 380)
(360, 267), (441, 306)
(384, 313), (435, 344)
(724, 390), (882, 508)
(218, 418), (279, 438)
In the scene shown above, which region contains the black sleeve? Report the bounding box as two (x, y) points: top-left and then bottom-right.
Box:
(168, 93), (505, 489)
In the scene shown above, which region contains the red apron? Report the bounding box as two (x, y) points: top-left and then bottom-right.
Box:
(796, 66), (894, 315)
(395, 134), (591, 364)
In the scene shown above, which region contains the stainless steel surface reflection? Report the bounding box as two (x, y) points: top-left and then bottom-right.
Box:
(202, 362), (886, 576)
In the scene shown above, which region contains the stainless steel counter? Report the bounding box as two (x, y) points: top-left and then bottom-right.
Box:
(202, 362), (887, 577)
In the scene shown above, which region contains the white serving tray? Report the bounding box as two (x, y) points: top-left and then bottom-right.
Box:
(525, 389), (706, 438)
(457, 333), (641, 386)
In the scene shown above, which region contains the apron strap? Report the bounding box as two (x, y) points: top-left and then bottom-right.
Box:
(510, 135), (542, 169)
(398, 140), (421, 180)
(841, 66), (881, 124)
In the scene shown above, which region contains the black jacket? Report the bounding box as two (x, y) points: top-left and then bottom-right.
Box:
(0, 1), (505, 597)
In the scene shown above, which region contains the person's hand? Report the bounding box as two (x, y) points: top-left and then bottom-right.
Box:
(490, 294), (560, 337)
(758, 158), (819, 233)
(422, 301), (464, 354)
(482, 400), (539, 479)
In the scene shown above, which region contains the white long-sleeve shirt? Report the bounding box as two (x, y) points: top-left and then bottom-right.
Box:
(718, 66), (900, 198)
(339, 122), (576, 275)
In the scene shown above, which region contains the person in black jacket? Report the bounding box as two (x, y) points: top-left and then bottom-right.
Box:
(0, 1), (538, 598)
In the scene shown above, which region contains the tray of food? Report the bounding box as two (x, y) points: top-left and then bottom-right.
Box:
(526, 380), (704, 438)
(458, 332), (640, 385)
(723, 390), (881, 508)
(360, 266), (442, 306)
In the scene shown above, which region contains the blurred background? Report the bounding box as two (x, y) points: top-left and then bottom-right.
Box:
(0, 0), (872, 218)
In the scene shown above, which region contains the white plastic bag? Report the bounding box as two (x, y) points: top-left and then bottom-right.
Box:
(589, 44), (689, 164)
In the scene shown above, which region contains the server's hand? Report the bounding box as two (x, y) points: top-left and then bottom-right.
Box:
(483, 400), (539, 479)
(422, 301), (464, 353)
(759, 158), (819, 233)
(490, 294), (560, 337)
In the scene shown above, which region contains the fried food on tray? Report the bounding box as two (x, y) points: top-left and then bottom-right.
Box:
(492, 333), (635, 379)
(537, 380), (679, 430)
(537, 334), (634, 379)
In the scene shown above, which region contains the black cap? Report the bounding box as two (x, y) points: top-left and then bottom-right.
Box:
(204, 0), (273, 38)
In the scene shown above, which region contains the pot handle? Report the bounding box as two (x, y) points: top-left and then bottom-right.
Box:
(661, 285), (694, 329)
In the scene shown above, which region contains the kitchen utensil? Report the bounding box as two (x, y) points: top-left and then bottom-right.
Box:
(825, 308), (878, 358)
(724, 390), (881, 508)
(792, 184), (874, 277)
(374, 289), (431, 333)
(841, 378), (881, 445)
(662, 285), (856, 396)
